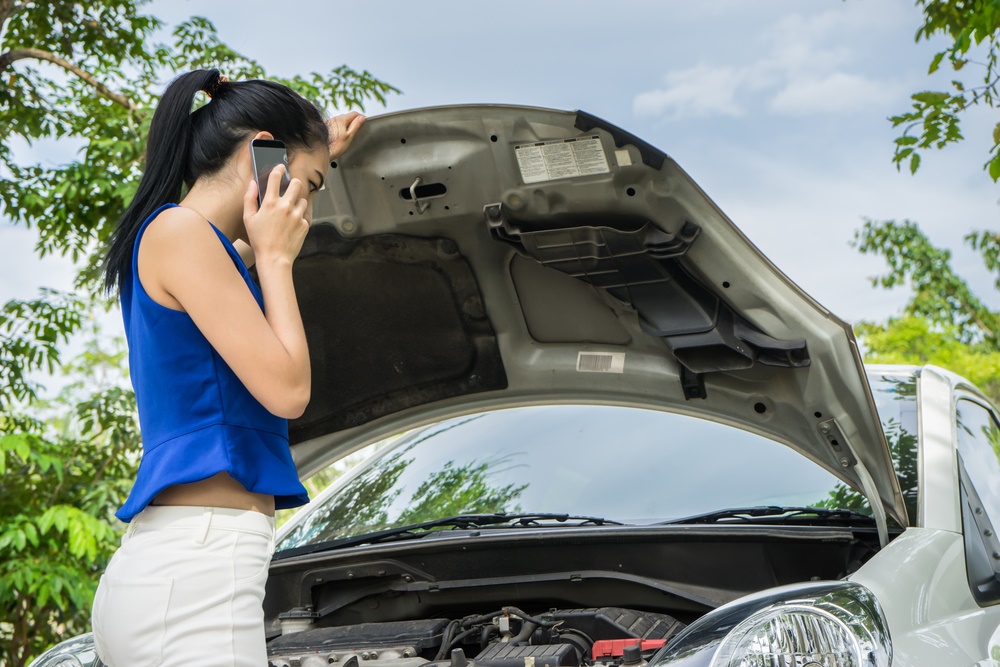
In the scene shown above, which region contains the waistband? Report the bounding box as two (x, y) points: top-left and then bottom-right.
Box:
(129, 505), (276, 538)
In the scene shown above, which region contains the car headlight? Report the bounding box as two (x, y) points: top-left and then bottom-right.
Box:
(32, 658), (83, 667)
(26, 633), (99, 667)
(653, 582), (891, 667)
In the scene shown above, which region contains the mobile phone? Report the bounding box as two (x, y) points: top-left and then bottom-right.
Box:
(250, 138), (290, 206)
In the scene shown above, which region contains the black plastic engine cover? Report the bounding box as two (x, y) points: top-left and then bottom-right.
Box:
(266, 618), (451, 652)
(476, 642), (580, 667)
(542, 607), (683, 643)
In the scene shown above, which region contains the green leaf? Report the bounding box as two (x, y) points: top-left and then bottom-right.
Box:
(912, 91), (950, 105)
(989, 155), (1000, 181)
(22, 522), (39, 547)
(929, 51), (946, 73)
(37, 508), (54, 534)
(0, 434), (31, 460)
(910, 152), (922, 174)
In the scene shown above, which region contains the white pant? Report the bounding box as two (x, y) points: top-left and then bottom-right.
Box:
(91, 505), (276, 667)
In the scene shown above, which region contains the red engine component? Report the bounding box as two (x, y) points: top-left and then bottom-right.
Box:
(591, 639), (667, 661)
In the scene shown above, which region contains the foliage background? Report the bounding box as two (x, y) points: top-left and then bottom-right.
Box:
(0, 2), (395, 665)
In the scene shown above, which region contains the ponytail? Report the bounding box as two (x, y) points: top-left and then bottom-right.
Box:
(100, 68), (329, 298)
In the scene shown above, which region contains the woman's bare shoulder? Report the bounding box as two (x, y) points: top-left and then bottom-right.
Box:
(138, 206), (234, 311)
(142, 205), (214, 243)
(140, 205), (235, 270)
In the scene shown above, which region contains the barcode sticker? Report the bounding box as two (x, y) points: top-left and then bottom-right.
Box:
(576, 352), (625, 374)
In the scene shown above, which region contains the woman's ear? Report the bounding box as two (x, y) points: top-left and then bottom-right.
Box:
(237, 131), (277, 183)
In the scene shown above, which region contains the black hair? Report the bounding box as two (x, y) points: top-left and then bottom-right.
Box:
(100, 68), (329, 297)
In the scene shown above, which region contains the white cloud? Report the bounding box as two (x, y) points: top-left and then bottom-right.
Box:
(633, 64), (747, 119)
(770, 72), (901, 116)
(633, 6), (903, 120)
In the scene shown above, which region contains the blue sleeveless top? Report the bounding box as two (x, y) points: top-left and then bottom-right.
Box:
(115, 202), (310, 523)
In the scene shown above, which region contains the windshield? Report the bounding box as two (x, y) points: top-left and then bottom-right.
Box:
(277, 372), (918, 552)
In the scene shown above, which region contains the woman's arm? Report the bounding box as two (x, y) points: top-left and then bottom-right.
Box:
(143, 179), (312, 419)
(234, 239), (255, 269)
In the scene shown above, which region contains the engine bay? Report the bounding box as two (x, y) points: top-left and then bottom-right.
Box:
(266, 606), (685, 667)
(262, 523), (886, 667)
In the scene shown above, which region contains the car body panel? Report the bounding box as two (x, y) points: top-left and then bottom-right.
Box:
(850, 365), (1000, 665)
(285, 104), (906, 525)
(849, 528), (989, 666)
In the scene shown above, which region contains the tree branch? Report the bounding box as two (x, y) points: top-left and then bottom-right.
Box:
(0, 47), (137, 111)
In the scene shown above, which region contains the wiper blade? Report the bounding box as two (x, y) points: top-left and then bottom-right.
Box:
(658, 505), (875, 526)
(495, 513), (623, 527)
(273, 513), (622, 561)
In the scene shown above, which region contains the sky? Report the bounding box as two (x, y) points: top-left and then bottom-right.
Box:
(3, 0), (1000, 393)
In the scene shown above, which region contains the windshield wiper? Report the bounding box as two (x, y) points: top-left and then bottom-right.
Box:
(658, 505), (875, 526)
(273, 513), (623, 561)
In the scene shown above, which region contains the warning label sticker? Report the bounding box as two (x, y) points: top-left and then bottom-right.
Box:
(514, 136), (610, 184)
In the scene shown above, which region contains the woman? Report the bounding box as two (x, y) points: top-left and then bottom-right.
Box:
(91, 68), (364, 667)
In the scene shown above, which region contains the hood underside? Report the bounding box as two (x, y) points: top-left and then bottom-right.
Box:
(276, 104), (906, 526)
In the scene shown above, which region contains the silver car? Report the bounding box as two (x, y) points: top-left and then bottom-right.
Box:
(29, 106), (1000, 667)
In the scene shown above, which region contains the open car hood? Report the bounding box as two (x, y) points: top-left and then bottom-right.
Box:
(283, 104), (907, 527)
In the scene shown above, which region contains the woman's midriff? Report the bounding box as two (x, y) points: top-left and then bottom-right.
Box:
(150, 471), (275, 516)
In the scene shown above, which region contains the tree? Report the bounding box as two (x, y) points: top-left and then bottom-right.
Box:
(891, 0), (1000, 179)
(853, 218), (1000, 405)
(278, 434), (528, 550)
(863, 2), (1000, 403)
(1, 308), (140, 667)
(0, 3), (396, 665)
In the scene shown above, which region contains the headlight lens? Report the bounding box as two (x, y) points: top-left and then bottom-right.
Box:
(712, 588), (890, 667)
(26, 633), (97, 667)
(34, 658), (84, 667)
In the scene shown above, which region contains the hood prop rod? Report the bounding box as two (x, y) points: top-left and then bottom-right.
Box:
(841, 440), (889, 548)
(852, 456), (889, 548)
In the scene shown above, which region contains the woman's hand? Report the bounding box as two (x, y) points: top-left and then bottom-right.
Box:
(326, 112), (366, 160)
(242, 164), (310, 266)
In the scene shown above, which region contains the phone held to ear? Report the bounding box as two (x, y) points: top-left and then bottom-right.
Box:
(250, 138), (290, 207)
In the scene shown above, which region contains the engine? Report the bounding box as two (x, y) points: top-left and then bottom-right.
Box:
(266, 607), (686, 667)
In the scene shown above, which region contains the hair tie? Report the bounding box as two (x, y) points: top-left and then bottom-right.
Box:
(202, 74), (229, 99)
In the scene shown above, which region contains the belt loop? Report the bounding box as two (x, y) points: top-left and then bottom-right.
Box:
(194, 507), (213, 545)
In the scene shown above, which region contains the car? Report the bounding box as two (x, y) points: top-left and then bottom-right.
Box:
(28, 105), (1000, 667)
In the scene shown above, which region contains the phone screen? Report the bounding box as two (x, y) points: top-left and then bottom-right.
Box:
(250, 139), (290, 206)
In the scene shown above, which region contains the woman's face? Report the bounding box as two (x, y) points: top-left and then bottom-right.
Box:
(286, 145), (331, 224)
